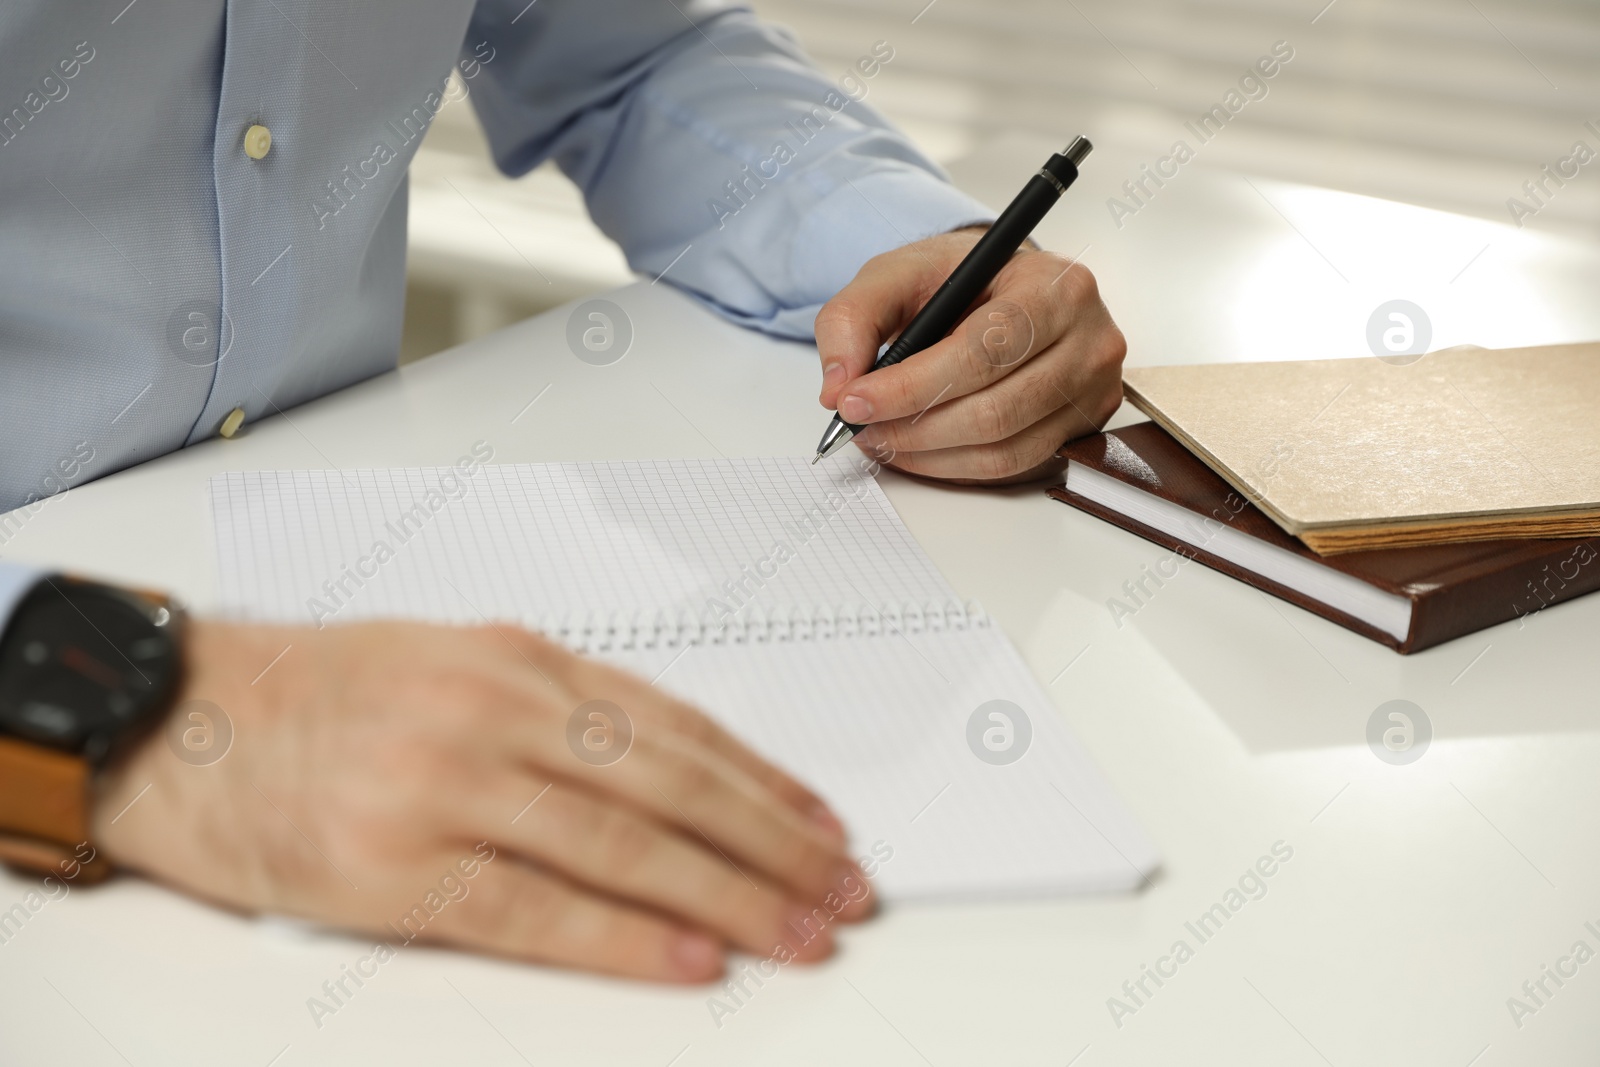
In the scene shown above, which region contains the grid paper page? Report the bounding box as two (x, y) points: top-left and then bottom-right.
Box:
(211, 457), (956, 629)
(608, 628), (1159, 899)
(209, 456), (1159, 899)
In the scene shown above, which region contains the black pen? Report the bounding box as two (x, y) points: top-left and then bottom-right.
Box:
(812, 135), (1093, 463)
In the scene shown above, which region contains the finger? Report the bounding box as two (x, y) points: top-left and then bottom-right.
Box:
(450, 634), (869, 920)
(856, 340), (1117, 454)
(868, 404), (1090, 485)
(483, 625), (848, 843)
(479, 777), (838, 961)
(581, 730), (872, 919)
(814, 248), (953, 409)
(553, 650), (849, 844)
(473, 662), (869, 919)
(834, 257), (1089, 426)
(426, 853), (726, 983)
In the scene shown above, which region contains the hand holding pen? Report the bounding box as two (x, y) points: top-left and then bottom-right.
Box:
(812, 137), (1126, 483)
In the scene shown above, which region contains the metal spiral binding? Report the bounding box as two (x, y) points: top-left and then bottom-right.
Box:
(526, 600), (990, 655)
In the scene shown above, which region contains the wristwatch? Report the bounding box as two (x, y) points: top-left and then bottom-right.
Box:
(0, 570), (186, 882)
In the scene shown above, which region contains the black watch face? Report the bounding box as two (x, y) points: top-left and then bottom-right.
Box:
(0, 580), (182, 766)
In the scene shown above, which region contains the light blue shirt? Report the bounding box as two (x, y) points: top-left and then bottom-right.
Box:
(0, 0), (993, 522)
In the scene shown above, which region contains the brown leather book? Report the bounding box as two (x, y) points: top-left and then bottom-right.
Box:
(1049, 422), (1600, 654)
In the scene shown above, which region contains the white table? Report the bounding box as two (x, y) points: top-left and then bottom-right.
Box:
(4, 139), (1600, 1066)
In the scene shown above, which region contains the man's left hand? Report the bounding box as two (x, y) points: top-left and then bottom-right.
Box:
(815, 227), (1126, 484)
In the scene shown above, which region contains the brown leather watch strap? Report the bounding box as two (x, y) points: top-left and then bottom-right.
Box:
(0, 735), (109, 883)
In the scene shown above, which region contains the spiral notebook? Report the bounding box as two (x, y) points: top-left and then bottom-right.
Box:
(208, 456), (1157, 900)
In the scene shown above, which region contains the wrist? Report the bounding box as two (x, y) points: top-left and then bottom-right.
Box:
(90, 619), (280, 867)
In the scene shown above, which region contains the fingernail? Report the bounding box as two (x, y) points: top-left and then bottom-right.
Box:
(834, 864), (876, 918)
(822, 362), (846, 389)
(809, 801), (847, 843)
(840, 394), (873, 422)
(835, 863), (865, 893)
(669, 931), (724, 980)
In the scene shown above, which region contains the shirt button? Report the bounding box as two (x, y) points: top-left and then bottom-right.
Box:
(219, 408), (246, 438)
(243, 124), (272, 160)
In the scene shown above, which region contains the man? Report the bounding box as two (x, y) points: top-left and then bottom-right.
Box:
(0, 1), (1124, 981)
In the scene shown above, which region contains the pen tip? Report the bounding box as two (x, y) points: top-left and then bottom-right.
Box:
(810, 454), (820, 465)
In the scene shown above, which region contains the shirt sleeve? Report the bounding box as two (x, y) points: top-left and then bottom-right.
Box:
(0, 562), (44, 631)
(461, 0), (996, 339)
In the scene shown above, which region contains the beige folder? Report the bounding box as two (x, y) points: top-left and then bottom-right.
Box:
(1121, 342), (1600, 554)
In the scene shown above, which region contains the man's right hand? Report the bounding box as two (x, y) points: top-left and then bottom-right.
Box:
(91, 620), (869, 982)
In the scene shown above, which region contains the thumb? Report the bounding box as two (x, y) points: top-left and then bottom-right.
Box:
(814, 250), (943, 410)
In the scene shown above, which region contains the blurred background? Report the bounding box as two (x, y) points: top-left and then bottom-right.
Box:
(400, 0), (1600, 363)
